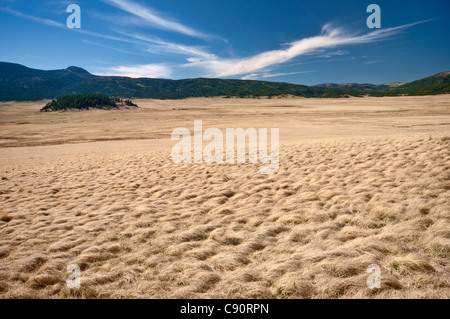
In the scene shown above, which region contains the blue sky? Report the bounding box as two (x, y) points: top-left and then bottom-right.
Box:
(0, 0), (449, 85)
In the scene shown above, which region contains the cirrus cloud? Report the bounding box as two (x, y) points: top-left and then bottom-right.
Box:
(185, 21), (429, 78)
(102, 0), (211, 39)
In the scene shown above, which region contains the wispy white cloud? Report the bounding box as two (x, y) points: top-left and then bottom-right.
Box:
(0, 7), (144, 45)
(313, 49), (350, 59)
(185, 21), (429, 78)
(102, 0), (210, 39)
(81, 39), (143, 55)
(240, 73), (259, 80)
(145, 40), (215, 59)
(0, 6), (64, 27)
(76, 28), (143, 44)
(364, 60), (382, 65)
(114, 32), (216, 59)
(99, 64), (173, 78)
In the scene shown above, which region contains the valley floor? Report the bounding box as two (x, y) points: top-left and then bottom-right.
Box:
(0, 95), (449, 298)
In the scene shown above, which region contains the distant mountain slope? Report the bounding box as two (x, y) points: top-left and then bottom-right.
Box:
(314, 83), (405, 91)
(0, 62), (448, 101)
(61, 76), (355, 99)
(0, 62), (94, 101)
(373, 71), (450, 96)
(0, 62), (356, 100)
(303, 72), (449, 96)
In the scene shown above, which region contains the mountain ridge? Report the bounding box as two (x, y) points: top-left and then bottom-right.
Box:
(0, 62), (449, 101)
(313, 83), (406, 90)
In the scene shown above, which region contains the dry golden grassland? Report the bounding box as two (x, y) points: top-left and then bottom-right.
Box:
(0, 95), (449, 298)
